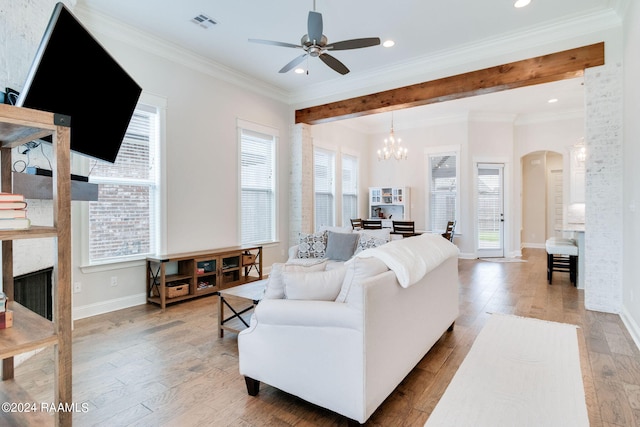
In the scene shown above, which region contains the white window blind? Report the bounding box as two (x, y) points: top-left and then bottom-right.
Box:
(314, 148), (335, 230)
(88, 103), (160, 263)
(429, 153), (457, 233)
(342, 153), (358, 224)
(240, 127), (276, 245)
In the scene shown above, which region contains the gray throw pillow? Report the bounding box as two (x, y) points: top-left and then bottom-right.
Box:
(325, 231), (360, 261)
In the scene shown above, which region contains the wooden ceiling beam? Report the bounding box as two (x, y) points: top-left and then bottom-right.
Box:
(295, 42), (605, 125)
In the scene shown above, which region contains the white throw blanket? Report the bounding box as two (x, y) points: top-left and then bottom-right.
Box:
(355, 233), (459, 287)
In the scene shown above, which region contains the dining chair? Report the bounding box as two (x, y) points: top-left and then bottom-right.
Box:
(392, 220), (416, 237)
(362, 220), (383, 229)
(442, 221), (456, 242)
(350, 218), (363, 230)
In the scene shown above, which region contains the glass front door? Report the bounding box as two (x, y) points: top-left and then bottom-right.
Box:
(477, 164), (504, 257)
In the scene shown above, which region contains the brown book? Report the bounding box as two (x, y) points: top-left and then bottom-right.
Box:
(0, 310), (13, 329)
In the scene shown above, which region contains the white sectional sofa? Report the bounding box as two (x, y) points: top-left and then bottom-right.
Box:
(238, 233), (459, 424)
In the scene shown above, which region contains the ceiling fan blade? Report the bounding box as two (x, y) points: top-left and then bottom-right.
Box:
(279, 54), (308, 73)
(308, 11), (323, 44)
(326, 37), (381, 51)
(248, 39), (301, 49)
(319, 53), (349, 75)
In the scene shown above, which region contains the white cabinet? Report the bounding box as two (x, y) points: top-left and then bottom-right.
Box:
(369, 187), (410, 223)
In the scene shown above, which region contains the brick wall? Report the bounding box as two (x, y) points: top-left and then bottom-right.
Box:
(584, 63), (624, 313)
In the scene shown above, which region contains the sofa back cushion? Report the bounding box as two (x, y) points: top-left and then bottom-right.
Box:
(283, 265), (348, 301)
(336, 257), (389, 303)
(264, 260), (328, 299)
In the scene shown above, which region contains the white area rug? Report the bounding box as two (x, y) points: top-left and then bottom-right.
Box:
(425, 314), (589, 427)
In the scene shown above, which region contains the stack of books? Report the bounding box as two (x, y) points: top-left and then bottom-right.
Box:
(0, 192), (30, 230)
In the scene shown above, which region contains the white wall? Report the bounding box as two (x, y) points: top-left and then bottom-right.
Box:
(1, 2), (292, 318)
(622, 0), (640, 346)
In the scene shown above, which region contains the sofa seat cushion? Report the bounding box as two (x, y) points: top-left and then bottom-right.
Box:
(284, 265), (348, 301)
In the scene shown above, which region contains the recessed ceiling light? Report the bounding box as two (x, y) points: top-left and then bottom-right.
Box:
(382, 40), (395, 48)
(294, 68), (305, 74)
(548, 98), (559, 103)
(514, 0), (531, 8)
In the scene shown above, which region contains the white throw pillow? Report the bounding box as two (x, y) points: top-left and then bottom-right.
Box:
(263, 261), (328, 299)
(336, 257), (389, 303)
(283, 266), (347, 301)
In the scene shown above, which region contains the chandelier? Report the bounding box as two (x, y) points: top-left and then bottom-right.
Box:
(378, 112), (407, 161)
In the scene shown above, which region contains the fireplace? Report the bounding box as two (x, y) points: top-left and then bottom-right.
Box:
(14, 267), (53, 321)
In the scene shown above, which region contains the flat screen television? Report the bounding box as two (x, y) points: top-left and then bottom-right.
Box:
(16, 2), (142, 163)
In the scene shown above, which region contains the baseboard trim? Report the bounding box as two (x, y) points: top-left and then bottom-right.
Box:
(620, 307), (640, 352)
(73, 293), (147, 320)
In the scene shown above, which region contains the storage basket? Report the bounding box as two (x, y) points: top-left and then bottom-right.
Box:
(166, 283), (189, 298)
(242, 254), (257, 266)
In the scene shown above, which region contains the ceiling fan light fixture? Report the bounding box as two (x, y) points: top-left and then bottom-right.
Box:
(383, 40), (395, 48)
(514, 0), (531, 8)
(294, 68), (305, 74)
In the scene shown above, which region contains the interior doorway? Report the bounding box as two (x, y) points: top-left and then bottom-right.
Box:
(476, 163), (504, 257)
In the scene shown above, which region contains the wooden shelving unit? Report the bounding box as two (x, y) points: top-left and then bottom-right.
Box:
(0, 104), (72, 426)
(146, 245), (262, 310)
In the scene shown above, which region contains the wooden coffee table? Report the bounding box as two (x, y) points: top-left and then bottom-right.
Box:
(216, 279), (267, 337)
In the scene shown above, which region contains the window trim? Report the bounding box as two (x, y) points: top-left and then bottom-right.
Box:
(425, 145), (461, 233)
(237, 118), (279, 246)
(341, 151), (359, 225)
(313, 146), (336, 231)
(80, 92), (167, 269)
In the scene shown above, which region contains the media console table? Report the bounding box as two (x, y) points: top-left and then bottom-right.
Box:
(146, 245), (262, 310)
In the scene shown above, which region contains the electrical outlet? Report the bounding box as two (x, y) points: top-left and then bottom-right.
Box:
(73, 282), (81, 293)
(110, 276), (118, 287)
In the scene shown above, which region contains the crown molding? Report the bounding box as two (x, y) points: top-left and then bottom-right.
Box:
(73, 5), (289, 103)
(72, 4), (621, 109)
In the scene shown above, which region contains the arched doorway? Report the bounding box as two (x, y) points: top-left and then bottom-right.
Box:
(521, 151), (563, 249)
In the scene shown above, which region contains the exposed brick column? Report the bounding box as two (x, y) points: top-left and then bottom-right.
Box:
(584, 63), (624, 313)
(289, 123), (314, 247)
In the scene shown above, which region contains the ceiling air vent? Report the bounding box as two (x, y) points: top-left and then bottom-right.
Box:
(191, 14), (217, 29)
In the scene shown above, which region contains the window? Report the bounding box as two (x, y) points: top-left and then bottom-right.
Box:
(314, 148), (335, 230)
(88, 103), (160, 263)
(342, 153), (358, 224)
(240, 124), (277, 245)
(429, 152), (458, 233)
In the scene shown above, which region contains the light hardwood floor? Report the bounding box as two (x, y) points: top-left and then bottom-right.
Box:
(2, 248), (640, 426)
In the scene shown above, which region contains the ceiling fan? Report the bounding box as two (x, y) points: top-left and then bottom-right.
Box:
(248, 1), (380, 75)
